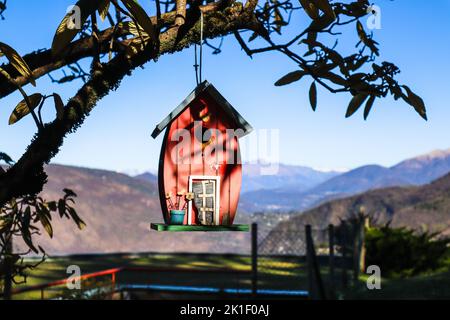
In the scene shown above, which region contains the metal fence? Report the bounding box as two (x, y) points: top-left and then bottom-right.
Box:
(253, 222), (329, 293)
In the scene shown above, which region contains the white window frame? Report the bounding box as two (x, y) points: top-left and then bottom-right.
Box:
(187, 175), (221, 226)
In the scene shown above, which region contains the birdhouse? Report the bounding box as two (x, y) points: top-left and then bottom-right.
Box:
(150, 81), (252, 231)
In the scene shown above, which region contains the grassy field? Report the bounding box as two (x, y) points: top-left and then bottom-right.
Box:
(11, 253), (308, 300)
(9, 253), (450, 300)
(343, 270), (450, 300)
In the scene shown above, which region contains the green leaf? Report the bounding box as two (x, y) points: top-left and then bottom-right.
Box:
(21, 207), (39, 253)
(274, 71), (305, 86)
(248, 32), (258, 42)
(52, 0), (104, 55)
(98, 0), (111, 21)
(119, 21), (147, 38)
(0, 152), (14, 165)
(9, 93), (43, 125)
(363, 95), (376, 120)
(299, 0), (319, 19)
(0, 42), (36, 86)
(308, 13), (335, 32)
(58, 199), (67, 218)
(309, 82), (317, 111)
(38, 207), (54, 238)
(53, 93), (65, 120)
(402, 85), (427, 120)
(64, 188), (78, 198)
(47, 201), (57, 211)
(346, 93), (369, 118)
(356, 20), (366, 42)
(120, 0), (157, 43)
(68, 207), (86, 230)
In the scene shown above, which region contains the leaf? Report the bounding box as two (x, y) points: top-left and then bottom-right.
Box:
(53, 93), (65, 120)
(356, 20), (366, 42)
(119, 21), (147, 38)
(308, 14), (335, 31)
(64, 188), (78, 198)
(299, 0), (319, 19)
(0, 42), (36, 86)
(21, 207), (39, 254)
(98, 0), (111, 21)
(346, 93), (369, 118)
(68, 207), (86, 230)
(363, 95), (376, 120)
(274, 71), (305, 86)
(9, 93), (43, 125)
(248, 32), (258, 42)
(402, 85), (427, 120)
(120, 0), (157, 43)
(309, 82), (317, 111)
(58, 199), (67, 218)
(52, 0), (104, 55)
(47, 201), (57, 211)
(38, 208), (54, 238)
(0, 152), (14, 165)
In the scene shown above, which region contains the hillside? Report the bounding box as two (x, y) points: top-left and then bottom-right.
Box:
(240, 149), (450, 212)
(27, 165), (250, 255)
(266, 173), (450, 242)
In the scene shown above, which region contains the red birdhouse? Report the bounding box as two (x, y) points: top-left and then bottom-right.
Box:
(151, 81), (252, 231)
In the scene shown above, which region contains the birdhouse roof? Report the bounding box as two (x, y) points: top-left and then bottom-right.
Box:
(151, 81), (253, 139)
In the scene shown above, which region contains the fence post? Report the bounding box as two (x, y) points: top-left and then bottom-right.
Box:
(352, 216), (368, 284)
(341, 222), (348, 289)
(111, 272), (116, 300)
(306, 225), (314, 298)
(305, 225), (326, 300)
(3, 236), (13, 300)
(328, 224), (335, 299)
(251, 223), (258, 297)
(360, 217), (369, 273)
(352, 221), (359, 284)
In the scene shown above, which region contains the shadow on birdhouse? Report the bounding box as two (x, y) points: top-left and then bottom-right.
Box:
(150, 81), (252, 232)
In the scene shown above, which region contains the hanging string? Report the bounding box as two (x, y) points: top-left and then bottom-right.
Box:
(199, 10), (204, 84)
(194, 10), (204, 86)
(194, 44), (199, 85)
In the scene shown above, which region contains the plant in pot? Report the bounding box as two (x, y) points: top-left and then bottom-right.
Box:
(166, 192), (193, 225)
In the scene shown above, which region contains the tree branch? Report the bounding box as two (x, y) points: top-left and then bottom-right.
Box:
(0, 0), (259, 207)
(175, 0), (187, 26)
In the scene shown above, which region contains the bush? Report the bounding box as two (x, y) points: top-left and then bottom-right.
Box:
(365, 225), (450, 278)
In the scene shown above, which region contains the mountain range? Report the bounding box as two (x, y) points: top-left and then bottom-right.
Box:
(25, 164), (250, 255)
(11, 148), (450, 255)
(262, 171), (450, 253)
(239, 149), (450, 212)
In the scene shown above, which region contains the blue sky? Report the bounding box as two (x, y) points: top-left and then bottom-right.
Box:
(1, 0), (450, 174)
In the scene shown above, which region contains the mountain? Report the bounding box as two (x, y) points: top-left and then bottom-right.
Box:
(241, 163), (340, 193)
(265, 172), (450, 247)
(134, 172), (158, 184)
(391, 149), (450, 184)
(24, 164), (250, 255)
(239, 149), (450, 212)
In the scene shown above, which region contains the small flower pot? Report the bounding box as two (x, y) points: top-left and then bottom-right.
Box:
(170, 210), (186, 225)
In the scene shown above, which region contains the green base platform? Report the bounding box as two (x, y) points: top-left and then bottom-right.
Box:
(150, 223), (249, 232)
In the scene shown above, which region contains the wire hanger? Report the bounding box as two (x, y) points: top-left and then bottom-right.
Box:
(194, 10), (204, 86)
